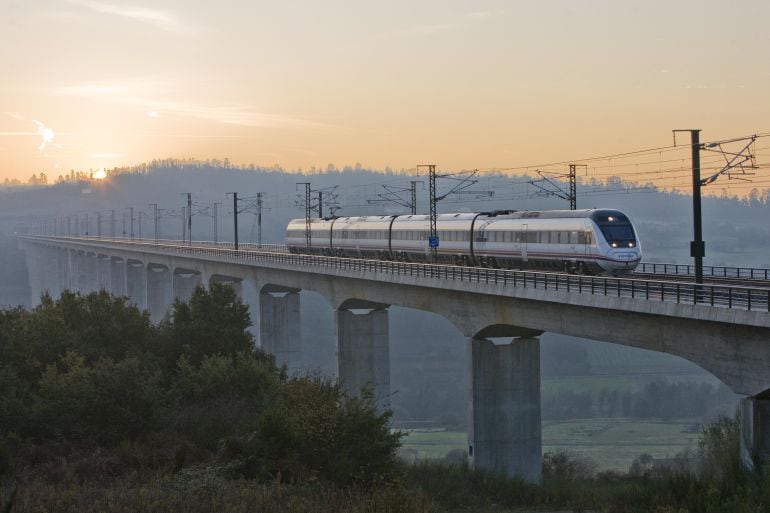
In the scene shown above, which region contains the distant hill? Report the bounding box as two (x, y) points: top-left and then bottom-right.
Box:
(2, 159), (768, 266)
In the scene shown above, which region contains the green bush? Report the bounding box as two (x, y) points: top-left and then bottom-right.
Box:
(161, 283), (254, 368)
(167, 352), (280, 449)
(33, 352), (162, 444)
(219, 379), (403, 486)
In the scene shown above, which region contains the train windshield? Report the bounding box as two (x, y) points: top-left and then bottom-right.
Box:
(593, 212), (637, 247)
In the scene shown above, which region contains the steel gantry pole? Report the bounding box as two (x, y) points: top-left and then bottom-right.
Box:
(255, 193), (264, 248)
(568, 164), (577, 210)
(213, 202), (221, 243)
(674, 129), (704, 285)
(297, 182), (312, 249)
(417, 164), (438, 262)
(110, 209), (116, 239)
(410, 180), (419, 215)
(150, 204), (159, 241)
(96, 212), (101, 238)
(226, 192), (239, 250)
(186, 192), (192, 245)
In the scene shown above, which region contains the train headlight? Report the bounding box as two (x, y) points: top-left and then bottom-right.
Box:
(628, 242), (635, 247)
(611, 242), (618, 248)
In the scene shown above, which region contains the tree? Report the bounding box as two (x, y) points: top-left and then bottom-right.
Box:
(163, 283), (254, 367)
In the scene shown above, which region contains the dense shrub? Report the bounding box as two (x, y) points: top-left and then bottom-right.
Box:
(220, 380), (402, 486)
(0, 288), (403, 488)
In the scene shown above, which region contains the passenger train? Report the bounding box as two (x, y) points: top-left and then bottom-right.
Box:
(286, 209), (641, 275)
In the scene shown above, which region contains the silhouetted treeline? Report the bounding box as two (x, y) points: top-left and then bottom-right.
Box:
(2, 157), (769, 266)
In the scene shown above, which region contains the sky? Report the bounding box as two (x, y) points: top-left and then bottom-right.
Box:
(1, 0), (769, 182)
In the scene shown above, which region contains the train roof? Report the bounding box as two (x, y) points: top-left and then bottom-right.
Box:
(478, 209), (629, 220)
(288, 209), (629, 225)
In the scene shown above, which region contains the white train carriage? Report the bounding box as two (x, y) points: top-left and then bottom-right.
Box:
(286, 209), (642, 275)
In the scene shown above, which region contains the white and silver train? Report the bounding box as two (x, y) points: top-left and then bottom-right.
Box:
(286, 209), (642, 275)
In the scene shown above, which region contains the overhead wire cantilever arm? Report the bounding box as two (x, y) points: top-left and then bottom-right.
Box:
(435, 169), (481, 200)
(701, 135), (758, 185)
(528, 170), (571, 199)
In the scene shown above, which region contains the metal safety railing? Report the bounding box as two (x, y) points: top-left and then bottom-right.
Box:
(25, 236), (770, 313)
(637, 262), (770, 281)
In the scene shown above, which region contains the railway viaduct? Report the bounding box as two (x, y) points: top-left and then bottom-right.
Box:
(18, 235), (770, 483)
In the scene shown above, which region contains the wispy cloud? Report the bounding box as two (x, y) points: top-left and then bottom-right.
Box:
(0, 120), (55, 150)
(5, 112), (25, 120)
(88, 152), (123, 158)
(398, 9), (503, 38)
(466, 10), (500, 21)
(56, 81), (330, 129)
(63, 0), (193, 35)
(398, 23), (455, 37)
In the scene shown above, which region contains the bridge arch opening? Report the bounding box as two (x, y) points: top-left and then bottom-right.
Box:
(146, 263), (171, 323)
(172, 266), (202, 303)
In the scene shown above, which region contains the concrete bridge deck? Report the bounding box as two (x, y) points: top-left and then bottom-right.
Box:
(18, 235), (770, 481)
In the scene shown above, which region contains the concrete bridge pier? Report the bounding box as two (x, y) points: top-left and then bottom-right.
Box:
(468, 331), (542, 484)
(97, 255), (111, 292)
(125, 259), (147, 311)
(740, 395), (770, 471)
(336, 302), (390, 410)
(27, 246), (44, 306)
(57, 248), (69, 295)
(147, 264), (172, 322)
(73, 251), (88, 294)
(40, 247), (57, 299)
(172, 268), (202, 303)
(110, 257), (126, 297)
(260, 286), (301, 374)
(85, 253), (99, 293)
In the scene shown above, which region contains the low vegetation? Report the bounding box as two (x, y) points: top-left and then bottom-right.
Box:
(1, 288), (769, 512)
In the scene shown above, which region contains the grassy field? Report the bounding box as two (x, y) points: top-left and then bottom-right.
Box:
(401, 418), (700, 472)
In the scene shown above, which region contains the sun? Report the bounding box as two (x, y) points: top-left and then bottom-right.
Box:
(93, 169), (107, 180)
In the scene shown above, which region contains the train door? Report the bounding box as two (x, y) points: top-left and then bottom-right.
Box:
(521, 224), (528, 262)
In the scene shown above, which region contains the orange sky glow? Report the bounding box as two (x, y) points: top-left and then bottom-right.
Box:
(2, 0), (769, 193)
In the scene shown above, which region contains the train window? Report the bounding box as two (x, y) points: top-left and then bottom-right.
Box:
(569, 231), (578, 244)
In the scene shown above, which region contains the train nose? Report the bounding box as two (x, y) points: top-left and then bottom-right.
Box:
(613, 250), (639, 262)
